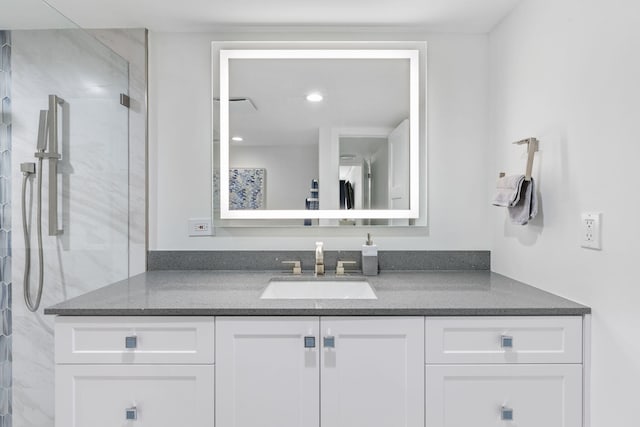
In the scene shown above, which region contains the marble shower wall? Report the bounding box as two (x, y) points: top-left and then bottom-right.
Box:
(9, 28), (140, 427)
(0, 29), (12, 427)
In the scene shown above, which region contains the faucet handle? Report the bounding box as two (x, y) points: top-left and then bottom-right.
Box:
(282, 261), (302, 275)
(336, 260), (357, 276)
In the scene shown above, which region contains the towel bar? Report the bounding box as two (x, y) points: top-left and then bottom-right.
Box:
(513, 137), (538, 181)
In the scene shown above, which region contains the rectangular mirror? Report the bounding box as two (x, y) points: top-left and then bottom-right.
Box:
(218, 48), (420, 221)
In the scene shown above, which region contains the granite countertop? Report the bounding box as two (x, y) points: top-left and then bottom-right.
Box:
(44, 270), (590, 316)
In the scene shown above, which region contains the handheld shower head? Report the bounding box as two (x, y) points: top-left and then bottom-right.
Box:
(36, 109), (48, 152)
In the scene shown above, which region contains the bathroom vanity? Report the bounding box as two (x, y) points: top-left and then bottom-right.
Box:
(45, 270), (590, 427)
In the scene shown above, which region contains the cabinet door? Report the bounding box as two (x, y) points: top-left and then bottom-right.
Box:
(321, 317), (424, 427)
(426, 364), (582, 427)
(216, 317), (320, 427)
(56, 364), (215, 427)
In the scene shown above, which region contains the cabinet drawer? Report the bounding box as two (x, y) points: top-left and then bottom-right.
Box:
(56, 364), (215, 427)
(426, 364), (582, 427)
(55, 316), (215, 364)
(425, 316), (582, 364)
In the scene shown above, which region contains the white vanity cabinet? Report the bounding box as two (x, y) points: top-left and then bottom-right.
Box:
(54, 315), (586, 427)
(215, 316), (424, 427)
(425, 316), (584, 427)
(54, 317), (215, 427)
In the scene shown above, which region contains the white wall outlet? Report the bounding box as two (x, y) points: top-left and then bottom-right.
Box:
(188, 218), (214, 236)
(581, 212), (601, 250)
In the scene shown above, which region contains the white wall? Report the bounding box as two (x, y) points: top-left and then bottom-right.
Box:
(149, 31), (490, 250)
(489, 0), (640, 425)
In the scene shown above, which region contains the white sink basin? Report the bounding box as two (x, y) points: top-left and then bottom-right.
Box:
(260, 280), (377, 300)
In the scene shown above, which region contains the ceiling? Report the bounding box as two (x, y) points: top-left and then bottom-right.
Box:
(36, 0), (522, 32)
(225, 57), (409, 147)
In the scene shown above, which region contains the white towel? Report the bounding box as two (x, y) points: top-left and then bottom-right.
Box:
(508, 178), (538, 225)
(492, 174), (538, 225)
(492, 175), (526, 207)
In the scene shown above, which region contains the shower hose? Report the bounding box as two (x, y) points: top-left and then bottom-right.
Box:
(21, 155), (44, 312)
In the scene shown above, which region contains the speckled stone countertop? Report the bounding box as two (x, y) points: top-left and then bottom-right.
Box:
(44, 270), (590, 316)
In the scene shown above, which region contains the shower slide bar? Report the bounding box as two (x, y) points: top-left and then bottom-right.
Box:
(20, 94), (64, 312)
(33, 94), (64, 236)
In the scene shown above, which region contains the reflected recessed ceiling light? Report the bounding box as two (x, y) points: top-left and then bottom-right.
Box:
(306, 93), (323, 102)
(231, 136), (243, 142)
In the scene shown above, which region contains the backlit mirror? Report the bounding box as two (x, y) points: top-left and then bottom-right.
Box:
(218, 48), (420, 221)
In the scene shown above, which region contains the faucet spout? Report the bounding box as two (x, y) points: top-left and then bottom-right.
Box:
(315, 242), (325, 276)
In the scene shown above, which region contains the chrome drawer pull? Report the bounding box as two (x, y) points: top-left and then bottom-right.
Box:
(500, 406), (513, 421)
(323, 336), (335, 348)
(500, 335), (513, 349)
(125, 406), (137, 420)
(125, 335), (138, 349)
(304, 336), (316, 348)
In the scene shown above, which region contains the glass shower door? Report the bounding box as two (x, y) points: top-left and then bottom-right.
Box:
(1, 1), (131, 425)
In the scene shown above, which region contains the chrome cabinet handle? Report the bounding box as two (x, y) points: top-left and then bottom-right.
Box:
(125, 335), (138, 349)
(304, 336), (316, 348)
(324, 336), (335, 348)
(500, 335), (513, 348)
(125, 406), (138, 420)
(500, 406), (513, 421)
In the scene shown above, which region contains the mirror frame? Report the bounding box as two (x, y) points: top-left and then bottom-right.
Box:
(219, 48), (420, 220)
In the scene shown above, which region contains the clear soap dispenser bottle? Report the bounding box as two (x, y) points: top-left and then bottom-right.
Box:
(361, 233), (378, 276)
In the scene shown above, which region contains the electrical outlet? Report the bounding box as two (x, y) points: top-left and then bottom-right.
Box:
(581, 212), (601, 250)
(188, 218), (214, 236)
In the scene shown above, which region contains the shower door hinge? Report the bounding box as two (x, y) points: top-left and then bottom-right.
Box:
(120, 94), (131, 108)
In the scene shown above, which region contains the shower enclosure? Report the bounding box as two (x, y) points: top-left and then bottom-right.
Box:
(1, 1), (131, 426)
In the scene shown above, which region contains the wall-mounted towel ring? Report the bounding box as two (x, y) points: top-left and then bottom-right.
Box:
(513, 137), (539, 181)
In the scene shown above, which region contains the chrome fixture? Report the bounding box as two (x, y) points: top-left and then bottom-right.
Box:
(500, 137), (539, 182)
(21, 95), (64, 312)
(323, 336), (335, 348)
(315, 241), (324, 276)
(125, 336), (138, 349)
(282, 260), (302, 275)
(125, 406), (138, 420)
(500, 406), (514, 421)
(303, 336), (316, 348)
(336, 260), (356, 276)
(119, 93), (131, 108)
(513, 137), (539, 181)
(500, 335), (514, 348)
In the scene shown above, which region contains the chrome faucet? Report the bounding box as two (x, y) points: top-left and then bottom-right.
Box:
(315, 242), (325, 276)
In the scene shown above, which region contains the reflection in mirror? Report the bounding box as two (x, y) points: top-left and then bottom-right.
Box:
(339, 136), (389, 226)
(219, 49), (419, 220)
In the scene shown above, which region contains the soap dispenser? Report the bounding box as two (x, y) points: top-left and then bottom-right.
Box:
(361, 233), (378, 276)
